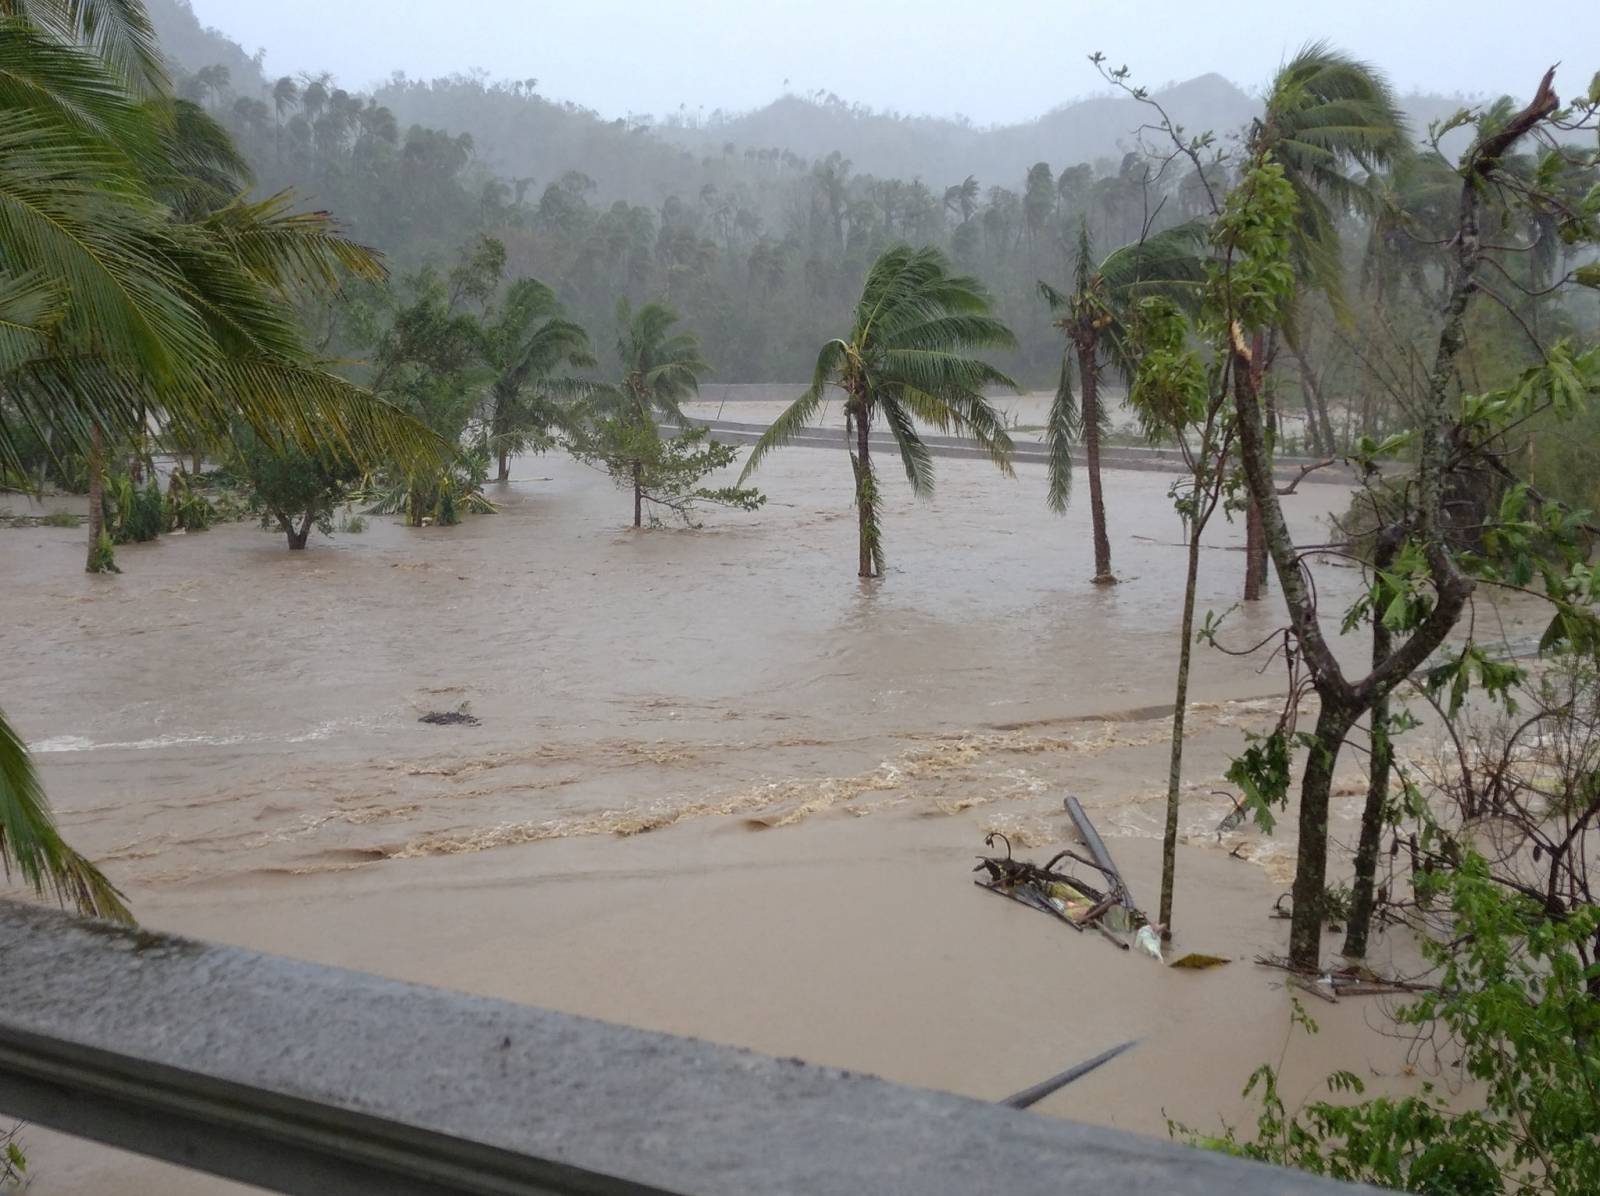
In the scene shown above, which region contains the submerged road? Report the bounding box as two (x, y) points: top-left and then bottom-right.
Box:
(668, 417), (1353, 485)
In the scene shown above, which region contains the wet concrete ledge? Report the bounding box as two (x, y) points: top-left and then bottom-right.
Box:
(0, 900), (1372, 1195)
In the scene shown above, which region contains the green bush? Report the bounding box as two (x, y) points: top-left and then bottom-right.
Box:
(103, 474), (164, 545)
(41, 509), (79, 528)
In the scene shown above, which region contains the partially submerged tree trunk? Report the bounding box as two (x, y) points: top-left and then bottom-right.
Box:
(278, 511), (315, 550)
(1078, 341), (1114, 584)
(1343, 533), (1399, 959)
(85, 425), (108, 573)
(1226, 71), (1556, 970)
(632, 460), (643, 528)
(1158, 516), (1205, 937)
(497, 450), (511, 483)
(1287, 699), (1360, 963)
(852, 408), (878, 578)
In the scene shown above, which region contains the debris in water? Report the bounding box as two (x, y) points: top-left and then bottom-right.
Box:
(419, 705), (480, 727)
(998, 1039), (1140, 1109)
(972, 817), (1151, 952)
(1134, 925), (1165, 963)
(1168, 952), (1231, 970)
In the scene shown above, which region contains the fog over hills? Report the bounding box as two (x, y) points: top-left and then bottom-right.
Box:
(148, 0), (1470, 194)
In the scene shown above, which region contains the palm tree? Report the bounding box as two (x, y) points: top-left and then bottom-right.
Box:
(0, 0), (440, 919)
(478, 278), (594, 481)
(1039, 220), (1206, 583)
(271, 75), (298, 163)
(741, 244), (1016, 577)
(606, 299), (710, 527)
(1239, 42), (1408, 599)
(1254, 42), (1409, 304)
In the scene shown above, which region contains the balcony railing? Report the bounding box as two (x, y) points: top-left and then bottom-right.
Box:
(0, 900), (1369, 1194)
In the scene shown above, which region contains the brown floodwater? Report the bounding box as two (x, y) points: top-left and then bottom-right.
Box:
(2, 441), (1517, 1192)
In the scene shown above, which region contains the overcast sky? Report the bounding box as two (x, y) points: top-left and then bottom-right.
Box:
(187, 0), (1595, 125)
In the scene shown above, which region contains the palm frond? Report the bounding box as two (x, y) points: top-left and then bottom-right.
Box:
(201, 192), (386, 294)
(878, 393), (935, 497)
(0, 114), (211, 375)
(1045, 354), (1080, 513)
(739, 339), (842, 481)
(8, 0), (165, 93)
(0, 703), (131, 922)
(0, 268), (64, 369)
(0, 15), (150, 144)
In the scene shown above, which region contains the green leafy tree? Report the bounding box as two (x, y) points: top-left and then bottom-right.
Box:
(1039, 218), (1205, 583)
(1239, 42), (1410, 599)
(235, 430), (361, 548)
(570, 422), (763, 526)
(741, 244), (1016, 577)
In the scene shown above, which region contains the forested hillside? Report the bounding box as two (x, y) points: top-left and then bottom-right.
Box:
(145, 0), (1586, 403)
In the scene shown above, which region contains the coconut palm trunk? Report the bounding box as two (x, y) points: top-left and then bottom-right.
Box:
(85, 425), (106, 573)
(1078, 340), (1113, 583)
(852, 405), (878, 578)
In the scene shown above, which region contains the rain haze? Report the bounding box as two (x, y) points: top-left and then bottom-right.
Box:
(188, 0), (1593, 122)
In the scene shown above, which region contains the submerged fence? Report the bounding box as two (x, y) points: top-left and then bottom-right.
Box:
(0, 900), (1370, 1194)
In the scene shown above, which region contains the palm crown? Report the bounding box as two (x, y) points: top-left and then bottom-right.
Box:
(742, 243), (1016, 577)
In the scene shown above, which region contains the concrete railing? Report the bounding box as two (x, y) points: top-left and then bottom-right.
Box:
(0, 901), (1371, 1194)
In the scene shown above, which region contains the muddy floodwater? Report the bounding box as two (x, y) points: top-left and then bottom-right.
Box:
(3, 435), (1530, 1193)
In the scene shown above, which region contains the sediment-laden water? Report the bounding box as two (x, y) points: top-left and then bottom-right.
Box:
(3, 440), (1526, 1193)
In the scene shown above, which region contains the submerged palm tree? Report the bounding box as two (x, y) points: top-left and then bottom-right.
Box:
(1039, 219), (1205, 583)
(0, 0), (439, 920)
(592, 299), (711, 526)
(478, 279), (594, 481)
(742, 244), (1015, 577)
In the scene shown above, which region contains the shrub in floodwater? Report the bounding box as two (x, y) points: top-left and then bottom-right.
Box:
(233, 431), (364, 549)
(338, 512), (368, 534)
(101, 474), (164, 545)
(41, 510), (79, 528)
(164, 471), (217, 532)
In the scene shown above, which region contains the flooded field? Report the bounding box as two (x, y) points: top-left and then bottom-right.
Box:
(1, 444), (1521, 1193)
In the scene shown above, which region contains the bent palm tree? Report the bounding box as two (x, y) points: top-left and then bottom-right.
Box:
(742, 244), (1016, 577)
(1239, 42), (1409, 598)
(1039, 219), (1205, 583)
(478, 278), (594, 481)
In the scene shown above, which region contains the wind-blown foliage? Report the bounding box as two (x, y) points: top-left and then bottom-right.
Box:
(0, 0), (441, 917)
(1039, 219), (1205, 580)
(0, 706), (129, 920)
(743, 243), (1016, 576)
(576, 298), (719, 526)
(479, 277), (594, 479)
(1255, 41), (1410, 305)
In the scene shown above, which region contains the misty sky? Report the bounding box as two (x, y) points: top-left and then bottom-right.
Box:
(188, 0), (1597, 124)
